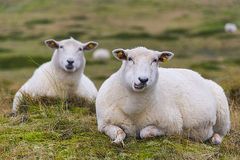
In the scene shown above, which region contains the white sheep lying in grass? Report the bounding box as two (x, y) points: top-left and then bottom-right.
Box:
(96, 47), (230, 145)
(224, 23), (237, 33)
(12, 37), (98, 114)
(93, 48), (110, 61)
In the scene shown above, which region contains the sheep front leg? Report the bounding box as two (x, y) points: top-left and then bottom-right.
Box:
(140, 125), (164, 139)
(211, 133), (223, 145)
(12, 91), (23, 116)
(102, 125), (126, 146)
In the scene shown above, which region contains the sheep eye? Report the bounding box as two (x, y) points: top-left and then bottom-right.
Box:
(59, 45), (64, 49)
(152, 59), (158, 64)
(78, 47), (82, 51)
(128, 57), (133, 61)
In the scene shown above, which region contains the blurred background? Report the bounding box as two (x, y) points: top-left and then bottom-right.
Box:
(0, 0), (239, 109)
(0, 0), (240, 159)
(0, 0), (240, 116)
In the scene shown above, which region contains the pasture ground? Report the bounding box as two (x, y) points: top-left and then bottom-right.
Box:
(0, 0), (239, 159)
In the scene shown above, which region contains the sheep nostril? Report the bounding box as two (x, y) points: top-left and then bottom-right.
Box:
(138, 77), (149, 84)
(67, 60), (74, 65)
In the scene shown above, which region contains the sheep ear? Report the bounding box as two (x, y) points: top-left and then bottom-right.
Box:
(45, 39), (59, 49)
(83, 41), (98, 51)
(112, 48), (127, 61)
(157, 51), (174, 63)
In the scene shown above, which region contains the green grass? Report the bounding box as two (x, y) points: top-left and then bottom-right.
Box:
(25, 18), (54, 28)
(1, 102), (238, 159)
(0, 47), (12, 54)
(0, 56), (49, 70)
(0, 0), (239, 159)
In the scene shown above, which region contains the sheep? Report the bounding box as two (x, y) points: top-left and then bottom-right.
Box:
(12, 37), (98, 114)
(96, 47), (230, 146)
(224, 23), (237, 33)
(93, 48), (110, 61)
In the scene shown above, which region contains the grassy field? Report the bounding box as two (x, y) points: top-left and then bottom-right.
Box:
(0, 0), (240, 159)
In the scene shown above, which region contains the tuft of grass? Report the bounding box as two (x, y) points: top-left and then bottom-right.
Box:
(17, 93), (95, 115)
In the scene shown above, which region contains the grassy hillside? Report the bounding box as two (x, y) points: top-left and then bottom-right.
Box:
(0, 0), (239, 159)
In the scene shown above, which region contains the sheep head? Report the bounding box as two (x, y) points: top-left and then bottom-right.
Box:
(45, 38), (98, 73)
(112, 47), (174, 92)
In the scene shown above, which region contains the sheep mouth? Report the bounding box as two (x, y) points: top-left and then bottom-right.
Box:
(65, 65), (74, 70)
(133, 83), (146, 90)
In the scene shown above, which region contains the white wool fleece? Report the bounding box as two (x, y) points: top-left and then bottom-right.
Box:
(96, 47), (230, 145)
(12, 38), (98, 113)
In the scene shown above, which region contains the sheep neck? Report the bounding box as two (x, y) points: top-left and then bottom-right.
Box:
(121, 84), (156, 116)
(125, 93), (154, 115)
(50, 59), (85, 96)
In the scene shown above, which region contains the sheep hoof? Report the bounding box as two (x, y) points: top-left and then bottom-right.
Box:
(112, 139), (125, 147)
(5, 112), (17, 117)
(211, 133), (222, 145)
(140, 125), (164, 139)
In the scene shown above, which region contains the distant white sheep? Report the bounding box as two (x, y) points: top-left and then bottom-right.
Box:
(12, 37), (98, 114)
(93, 48), (110, 61)
(96, 47), (230, 145)
(224, 23), (237, 33)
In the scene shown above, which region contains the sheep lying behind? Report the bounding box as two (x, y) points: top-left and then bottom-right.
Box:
(96, 47), (230, 145)
(224, 23), (237, 33)
(93, 48), (110, 61)
(12, 38), (98, 114)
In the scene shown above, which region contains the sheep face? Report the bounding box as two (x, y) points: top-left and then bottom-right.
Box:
(113, 47), (174, 92)
(45, 38), (98, 73)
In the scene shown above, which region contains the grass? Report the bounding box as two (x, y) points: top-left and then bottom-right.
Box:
(0, 55), (49, 70)
(25, 18), (54, 28)
(0, 47), (12, 54)
(53, 31), (87, 40)
(102, 28), (188, 41)
(0, 31), (43, 41)
(0, 98), (239, 159)
(0, 0), (239, 159)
